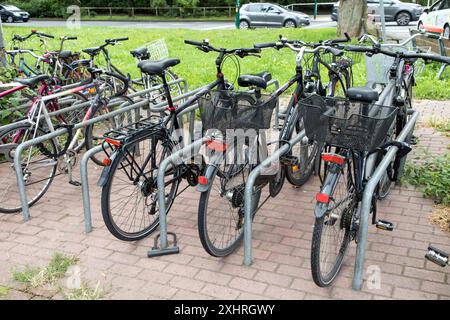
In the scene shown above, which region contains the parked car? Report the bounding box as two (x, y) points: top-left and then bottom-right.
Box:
(418, 0), (450, 38)
(0, 4), (29, 23)
(239, 3), (310, 29)
(331, 0), (423, 26)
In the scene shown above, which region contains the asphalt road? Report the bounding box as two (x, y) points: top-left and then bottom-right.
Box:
(4, 17), (418, 35)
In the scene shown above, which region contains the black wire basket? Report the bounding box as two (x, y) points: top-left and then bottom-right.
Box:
(199, 90), (278, 132)
(301, 94), (398, 152)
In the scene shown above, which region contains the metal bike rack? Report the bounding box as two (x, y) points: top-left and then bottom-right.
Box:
(352, 110), (418, 291)
(11, 81), (197, 222)
(78, 87), (204, 233)
(243, 130), (307, 266)
(148, 136), (208, 257)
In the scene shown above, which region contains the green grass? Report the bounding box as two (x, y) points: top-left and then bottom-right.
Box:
(404, 153), (450, 205)
(427, 117), (450, 136)
(11, 252), (78, 288)
(3, 26), (450, 99)
(65, 281), (106, 300)
(0, 286), (10, 298)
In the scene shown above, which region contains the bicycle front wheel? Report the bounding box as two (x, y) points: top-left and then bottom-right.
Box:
(285, 103), (319, 187)
(311, 159), (355, 287)
(0, 123), (57, 213)
(101, 134), (179, 241)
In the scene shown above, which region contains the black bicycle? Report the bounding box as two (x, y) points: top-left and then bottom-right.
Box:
(98, 41), (264, 241)
(307, 44), (450, 287)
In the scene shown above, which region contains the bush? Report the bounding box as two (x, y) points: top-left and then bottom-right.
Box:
(0, 67), (26, 126)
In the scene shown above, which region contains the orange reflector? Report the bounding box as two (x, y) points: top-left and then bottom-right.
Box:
(321, 153), (345, 165)
(105, 138), (121, 147)
(316, 193), (330, 204)
(292, 165), (299, 172)
(102, 158), (111, 166)
(206, 140), (227, 152)
(198, 176), (209, 185)
(88, 87), (96, 94)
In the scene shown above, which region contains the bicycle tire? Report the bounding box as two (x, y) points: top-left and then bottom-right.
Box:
(198, 145), (261, 257)
(0, 123), (57, 213)
(101, 133), (179, 241)
(311, 159), (354, 287)
(285, 100), (319, 187)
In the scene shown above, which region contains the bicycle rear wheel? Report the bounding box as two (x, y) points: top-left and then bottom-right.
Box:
(101, 134), (179, 241)
(198, 143), (261, 257)
(311, 158), (355, 287)
(0, 123), (57, 213)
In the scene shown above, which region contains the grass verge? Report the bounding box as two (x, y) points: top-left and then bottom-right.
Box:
(2, 26), (449, 100)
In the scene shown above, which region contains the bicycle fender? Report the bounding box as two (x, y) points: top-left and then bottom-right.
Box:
(314, 172), (337, 219)
(196, 165), (217, 193)
(97, 152), (118, 187)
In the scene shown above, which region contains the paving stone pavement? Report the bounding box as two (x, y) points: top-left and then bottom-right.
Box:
(0, 100), (449, 300)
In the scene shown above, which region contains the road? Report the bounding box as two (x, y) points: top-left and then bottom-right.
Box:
(5, 17), (417, 36)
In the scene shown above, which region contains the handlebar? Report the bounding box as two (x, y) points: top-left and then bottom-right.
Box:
(345, 44), (450, 65)
(184, 39), (261, 57)
(105, 37), (129, 44)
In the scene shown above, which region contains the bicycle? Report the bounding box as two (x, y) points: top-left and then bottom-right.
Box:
(306, 43), (450, 287)
(193, 34), (357, 257)
(98, 40), (265, 241)
(0, 69), (132, 213)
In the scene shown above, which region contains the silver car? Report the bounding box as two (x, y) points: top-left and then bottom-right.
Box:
(239, 3), (310, 29)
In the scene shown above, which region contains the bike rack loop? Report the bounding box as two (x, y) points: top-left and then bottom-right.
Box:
(352, 110), (418, 291)
(78, 90), (203, 234)
(148, 136), (209, 257)
(243, 130), (306, 266)
(13, 86), (202, 223)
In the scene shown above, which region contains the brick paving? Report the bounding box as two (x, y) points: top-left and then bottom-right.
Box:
(0, 100), (449, 300)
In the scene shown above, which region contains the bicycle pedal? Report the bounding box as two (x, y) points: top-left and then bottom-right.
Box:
(69, 180), (82, 187)
(425, 246), (449, 267)
(280, 155), (299, 166)
(375, 219), (394, 231)
(409, 135), (418, 146)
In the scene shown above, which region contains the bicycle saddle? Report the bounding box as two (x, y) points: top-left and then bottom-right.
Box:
(137, 58), (180, 76)
(14, 74), (50, 88)
(130, 47), (149, 59)
(82, 47), (101, 56)
(59, 50), (74, 59)
(238, 74), (268, 89)
(346, 86), (379, 103)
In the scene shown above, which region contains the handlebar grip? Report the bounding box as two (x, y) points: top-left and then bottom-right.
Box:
(242, 47), (261, 54)
(184, 40), (204, 47)
(106, 37), (129, 43)
(415, 53), (450, 65)
(326, 47), (344, 57)
(424, 32), (441, 40)
(39, 33), (54, 39)
(331, 33), (351, 44)
(254, 42), (277, 49)
(67, 36), (78, 40)
(345, 45), (371, 52)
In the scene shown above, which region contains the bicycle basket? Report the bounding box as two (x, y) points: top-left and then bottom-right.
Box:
(302, 94), (397, 152)
(146, 39), (169, 61)
(199, 90), (278, 132)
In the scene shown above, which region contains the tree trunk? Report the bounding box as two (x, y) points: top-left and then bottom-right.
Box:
(337, 0), (368, 38)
